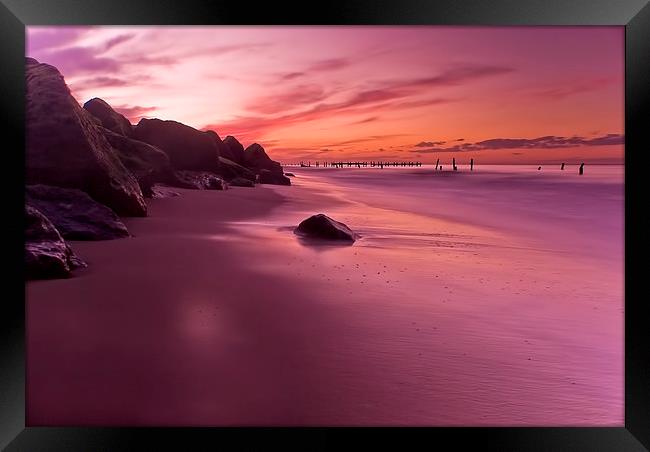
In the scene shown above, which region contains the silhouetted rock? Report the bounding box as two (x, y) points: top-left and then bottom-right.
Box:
(221, 135), (246, 165)
(285, 172), (296, 177)
(83, 98), (134, 137)
(133, 119), (221, 172)
(26, 59), (146, 216)
(150, 185), (181, 198)
(218, 157), (256, 182)
(244, 143), (283, 173)
(258, 169), (291, 186)
(294, 214), (358, 242)
(243, 143), (291, 185)
(101, 127), (177, 196)
(228, 177), (255, 187)
(174, 171), (228, 190)
(25, 205), (86, 279)
(26, 185), (129, 240)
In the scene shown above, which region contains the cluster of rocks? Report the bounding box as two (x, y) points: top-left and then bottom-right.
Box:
(25, 57), (290, 279)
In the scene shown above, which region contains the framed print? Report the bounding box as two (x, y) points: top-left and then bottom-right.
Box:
(1, 0), (648, 450)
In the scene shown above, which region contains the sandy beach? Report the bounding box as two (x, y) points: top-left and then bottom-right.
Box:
(26, 165), (623, 426)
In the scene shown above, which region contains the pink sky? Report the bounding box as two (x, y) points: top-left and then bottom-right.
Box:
(26, 26), (624, 164)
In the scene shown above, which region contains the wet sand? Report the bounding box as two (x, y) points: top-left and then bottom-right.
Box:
(26, 166), (623, 426)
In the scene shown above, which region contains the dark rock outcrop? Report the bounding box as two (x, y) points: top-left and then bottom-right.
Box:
(25, 205), (86, 279)
(294, 214), (358, 242)
(228, 177), (255, 187)
(243, 143), (283, 173)
(26, 58), (146, 216)
(174, 171), (228, 190)
(83, 98), (134, 137)
(218, 157), (256, 182)
(221, 135), (246, 165)
(26, 185), (129, 240)
(133, 119), (221, 172)
(243, 143), (291, 185)
(285, 172), (296, 177)
(150, 185), (181, 198)
(258, 169), (291, 186)
(101, 128), (177, 196)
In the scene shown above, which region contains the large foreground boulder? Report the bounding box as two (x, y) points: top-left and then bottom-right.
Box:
(26, 58), (146, 216)
(133, 119), (221, 172)
(26, 185), (129, 240)
(294, 214), (358, 242)
(83, 98), (134, 137)
(25, 205), (86, 279)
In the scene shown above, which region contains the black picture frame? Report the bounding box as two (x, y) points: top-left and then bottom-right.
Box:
(1, 1), (647, 450)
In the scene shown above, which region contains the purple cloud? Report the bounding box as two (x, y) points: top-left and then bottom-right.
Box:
(415, 141), (446, 147)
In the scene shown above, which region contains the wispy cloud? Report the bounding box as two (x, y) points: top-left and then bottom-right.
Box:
(410, 133), (624, 153)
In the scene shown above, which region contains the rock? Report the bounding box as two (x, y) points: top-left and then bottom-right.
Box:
(25, 205), (86, 279)
(221, 135), (246, 165)
(218, 157), (256, 182)
(150, 185), (181, 198)
(174, 171), (227, 190)
(285, 172), (296, 177)
(26, 59), (146, 216)
(133, 119), (221, 172)
(258, 169), (291, 186)
(26, 185), (130, 240)
(101, 127), (177, 196)
(294, 214), (358, 242)
(243, 143), (291, 186)
(243, 143), (283, 173)
(83, 98), (134, 137)
(228, 177), (255, 187)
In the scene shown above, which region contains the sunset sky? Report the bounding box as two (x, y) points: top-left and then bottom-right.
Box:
(27, 26), (624, 164)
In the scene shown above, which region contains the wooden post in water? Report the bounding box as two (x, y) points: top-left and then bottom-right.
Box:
(435, 158), (439, 170)
(470, 158), (474, 171)
(561, 163), (565, 170)
(453, 158), (457, 171)
(579, 162), (584, 175)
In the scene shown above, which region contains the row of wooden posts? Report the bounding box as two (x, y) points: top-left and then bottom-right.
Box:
(283, 159), (586, 174)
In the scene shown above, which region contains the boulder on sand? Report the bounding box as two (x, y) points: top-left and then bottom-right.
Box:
(294, 214), (358, 242)
(26, 185), (130, 240)
(25, 205), (86, 279)
(133, 119), (221, 172)
(25, 58), (146, 216)
(83, 97), (134, 137)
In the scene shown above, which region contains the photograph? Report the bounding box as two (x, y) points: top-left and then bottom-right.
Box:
(24, 25), (624, 427)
